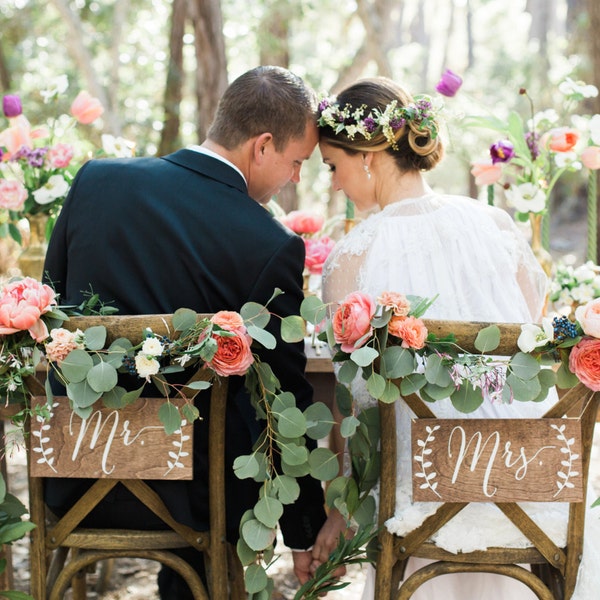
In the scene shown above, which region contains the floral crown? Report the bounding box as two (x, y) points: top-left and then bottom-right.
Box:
(317, 94), (440, 150)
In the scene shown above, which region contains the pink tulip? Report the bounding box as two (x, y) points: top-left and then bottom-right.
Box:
(470, 162), (502, 186)
(581, 146), (600, 170)
(70, 91), (104, 124)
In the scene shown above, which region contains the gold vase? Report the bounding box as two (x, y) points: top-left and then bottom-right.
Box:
(529, 213), (553, 277)
(18, 214), (48, 280)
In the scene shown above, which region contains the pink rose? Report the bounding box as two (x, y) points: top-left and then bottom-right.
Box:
(575, 298), (600, 338)
(47, 143), (74, 169)
(546, 127), (580, 152)
(470, 161), (502, 186)
(281, 210), (324, 235)
(70, 91), (104, 125)
(0, 277), (57, 341)
(332, 291), (376, 353)
(304, 236), (335, 275)
(388, 315), (428, 349)
(581, 146), (600, 170)
(377, 291), (411, 317)
(0, 179), (27, 210)
(569, 337), (600, 391)
(206, 329), (254, 376)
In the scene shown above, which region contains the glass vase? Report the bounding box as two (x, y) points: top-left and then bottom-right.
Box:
(18, 213), (48, 280)
(529, 213), (553, 277)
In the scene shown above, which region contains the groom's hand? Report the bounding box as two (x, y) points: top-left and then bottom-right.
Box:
(292, 550), (313, 585)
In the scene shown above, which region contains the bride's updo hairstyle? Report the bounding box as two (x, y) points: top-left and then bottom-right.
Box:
(317, 77), (444, 172)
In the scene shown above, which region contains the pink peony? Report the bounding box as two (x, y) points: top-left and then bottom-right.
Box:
(581, 146), (600, 170)
(388, 315), (428, 349)
(0, 277), (57, 342)
(332, 291), (376, 353)
(569, 337), (600, 391)
(304, 236), (335, 274)
(546, 127), (580, 152)
(281, 210), (324, 235)
(70, 91), (104, 125)
(470, 161), (503, 186)
(0, 179), (27, 211)
(575, 298), (600, 338)
(377, 291), (411, 317)
(46, 143), (74, 169)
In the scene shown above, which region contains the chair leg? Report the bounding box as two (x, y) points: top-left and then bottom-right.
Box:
(96, 558), (115, 595)
(227, 543), (246, 600)
(532, 563), (564, 600)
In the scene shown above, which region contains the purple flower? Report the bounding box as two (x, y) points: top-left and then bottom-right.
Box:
(435, 69), (462, 97)
(363, 117), (377, 133)
(489, 140), (515, 164)
(2, 94), (22, 118)
(525, 131), (540, 160)
(318, 99), (330, 112)
(390, 117), (406, 131)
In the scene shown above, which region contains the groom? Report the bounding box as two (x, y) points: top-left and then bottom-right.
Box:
(42, 65), (327, 597)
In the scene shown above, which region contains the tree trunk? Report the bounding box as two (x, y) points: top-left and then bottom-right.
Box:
(106, 0), (130, 133)
(158, 0), (187, 156)
(0, 40), (10, 92)
(187, 0), (228, 143)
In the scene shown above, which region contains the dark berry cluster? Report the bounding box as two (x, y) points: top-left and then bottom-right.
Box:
(122, 355), (137, 375)
(552, 316), (578, 342)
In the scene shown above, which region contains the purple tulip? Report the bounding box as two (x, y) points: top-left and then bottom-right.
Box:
(435, 69), (463, 97)
(2, 94), (22, 118)
(489, 140), (515, 164)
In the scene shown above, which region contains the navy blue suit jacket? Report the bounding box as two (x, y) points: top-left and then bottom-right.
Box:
(43, 149), (326, 548)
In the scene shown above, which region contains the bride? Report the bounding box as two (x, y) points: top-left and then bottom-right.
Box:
(310, 77), (600, 599)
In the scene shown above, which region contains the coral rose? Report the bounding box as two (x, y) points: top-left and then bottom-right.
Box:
(388, 315), (428, 349)
(0, 179), (27, 211)
(304, 236), (335, 275)
(211, 311), (245, 332)
(0, 277), (57, 341)
(332, 291), (376, 353)
(575, 298), (600, 338)
(206, 330), (254, 376)
(377, 291), (411, 316)
(70, 90), (104, 125)
(569, 337), (600, 391)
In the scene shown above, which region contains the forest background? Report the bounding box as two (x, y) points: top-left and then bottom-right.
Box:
(1, 0), (600, 259)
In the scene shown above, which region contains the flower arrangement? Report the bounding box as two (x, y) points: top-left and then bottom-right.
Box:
(0, 76), (104, 244)
(549, 260), (600, 315)
(468, 78), (600, 219)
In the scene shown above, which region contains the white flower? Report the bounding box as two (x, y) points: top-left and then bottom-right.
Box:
(141, 336), (164, 357)
(559, 77), (599, 99)
(590, 114), (600, 146)
(135, 354), (160, 380)
(572, 284), (595, 304)
(32, 174), (69, 205)
(40, 75), (69, 102)
(504, 182), (546, 213)
(102, 134), (136, 157)
(517, 319), (554, 353)
(554, 151), (581, 170)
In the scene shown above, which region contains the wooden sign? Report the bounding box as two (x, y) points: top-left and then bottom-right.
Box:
(29, 396), (193, 480)
(412, 418), (583, 502)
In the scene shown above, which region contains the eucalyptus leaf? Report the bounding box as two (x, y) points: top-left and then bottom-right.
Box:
(308, 447), (339, 481)
(276, 407), (307, 438)
(337, 360), (359, 384)
(400, 373), (427, 395)
(474, 325), (500, 353)
(60, 349), (94, 383)
(366, 372), (386, 399)
(424, 354), (453, 386)
(509, 352), (541, 380)
(281, 315), (305, 343)
(246, 324), (276, 349)
(233, 454), (260, 479)
(556, 363), (580, 389)
(0, 521), (36, 545)
(423, 381), (456, 401)
(66, 380), (102, 408)
(379, 380), (400, 404)
(304, 402), (334, 440)
(352, 494), (376, 526)
(244, 562), (269, 593)
(273, 475), (300, 504)
(101, 386), (127, 409)
(450, 381), (484, 413)
(271, 391), (295, 413)
(86, 361), (118, 393)
(240, 302), (271, 328)
(280, 442), (309, 466)
(172, 307), (197, 331)
(300, 295), (327, 325)
(335, 383), (354, 417)
(182, 402), (200, 424)
(254, 496), (284, 529)
(236, 536), (257, 566)
(280, 459), (310, 477)
(381, 346), (416, 378)
(340, 415), (360, 438)
(241, 519), (276, 551)
(506, 372), (542, 402)
(185, 380), (211, 390)
(158, 402), (181, 435)
(325, 476), (350, 508)
(350, 346), (379, 367)
(120, 385), (145, 406)
(83, 325), (107, 351)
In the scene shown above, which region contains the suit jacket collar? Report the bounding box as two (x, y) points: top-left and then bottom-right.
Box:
(161, 148), (247, 194)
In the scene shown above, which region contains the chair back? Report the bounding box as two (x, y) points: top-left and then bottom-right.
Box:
(374, 319), (600, 600)
(27, 314), (243, 600)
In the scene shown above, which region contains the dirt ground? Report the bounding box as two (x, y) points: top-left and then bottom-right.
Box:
(3, 206), (599, 599)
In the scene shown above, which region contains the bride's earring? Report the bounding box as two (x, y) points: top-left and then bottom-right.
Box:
(363, 163), (371, 180)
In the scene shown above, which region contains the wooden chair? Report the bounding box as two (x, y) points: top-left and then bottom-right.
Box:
(26, 314), (245, 600)
(374, 320), (600, 600)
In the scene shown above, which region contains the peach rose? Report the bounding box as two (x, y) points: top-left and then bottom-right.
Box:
(470, 161), (503, 186)
(45, 327), (81, 363)
(575, 298), (600, 338)
(377, 291), (411, 317)
(70, 91), (104, 125)
(281, 210), (324, 235)
(569, 337), (600, 391)
(47, 142), (74, 169)
(332, 291), (376, 353)
(0, 277), (57, 341)
(388, 315), (428, 349)
(546, 127), (580, 152)
(304, 236), (335, 274)
(211, 310), (245, 333)
(581, 146), (600, 170)
(0, 179), (27, 211)
(206, 329), (254, 376)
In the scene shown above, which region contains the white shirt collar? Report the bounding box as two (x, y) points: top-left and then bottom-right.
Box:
(187, 145), (247, 185)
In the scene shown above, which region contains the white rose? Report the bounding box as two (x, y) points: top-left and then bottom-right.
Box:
(135, 354), (160, 380)
(141, 337), (164, 357)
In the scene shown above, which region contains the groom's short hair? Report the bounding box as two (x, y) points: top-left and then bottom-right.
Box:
(207, 65), (317, 152)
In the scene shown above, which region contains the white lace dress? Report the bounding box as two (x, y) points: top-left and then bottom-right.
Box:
(322, 193), (600, 600)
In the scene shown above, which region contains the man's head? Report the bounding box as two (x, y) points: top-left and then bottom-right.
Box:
(207, 66), (319, 204)
(207, 66), (317, 152)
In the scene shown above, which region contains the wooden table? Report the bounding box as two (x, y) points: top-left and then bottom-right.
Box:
(304, 338), (335, 409)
